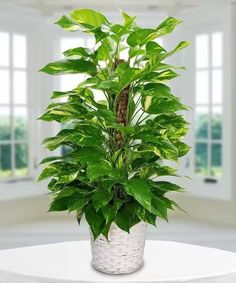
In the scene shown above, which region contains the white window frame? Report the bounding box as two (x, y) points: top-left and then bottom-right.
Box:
(0, 27), (34, 182)
(181, 19), (231, 200)
(194, 31), (223, 178)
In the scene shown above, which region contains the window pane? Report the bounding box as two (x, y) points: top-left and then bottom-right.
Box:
(196, 34), (209, 68)
(211, 143), (222, 177)
(212, 69), (222, 104)
(195, 106), (209, 139)
(0, 107), (10, 141)
(0, 70), (10, 104)
(0, 144), (12, 178)
(212, 106), (222, 140)
(13, 70), (27, 104)
(15, 143), (28, 177)
(14, 107), (28, 140)
(195, 142), (208, 175)
(212, 32), (223, 68)
(0, 32), (9, 67)
(196, 70), (209, 104)
(13, 34), (27, 68)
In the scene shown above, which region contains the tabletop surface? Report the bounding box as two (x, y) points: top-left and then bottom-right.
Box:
(0, 240), (236, 283)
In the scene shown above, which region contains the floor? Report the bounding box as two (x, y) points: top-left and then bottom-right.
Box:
(0, 216), (236, 252)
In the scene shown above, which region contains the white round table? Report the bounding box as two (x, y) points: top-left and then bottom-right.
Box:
(0, 240), (235, 283)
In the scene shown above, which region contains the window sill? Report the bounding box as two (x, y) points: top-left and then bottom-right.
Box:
(0, 180), (47, 202)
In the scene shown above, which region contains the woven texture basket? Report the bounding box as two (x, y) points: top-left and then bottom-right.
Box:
(90, 221), (147, 274)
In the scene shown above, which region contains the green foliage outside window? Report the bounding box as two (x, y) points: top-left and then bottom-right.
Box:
(195, 111), (222, 176)
(0, 117), (28, 178)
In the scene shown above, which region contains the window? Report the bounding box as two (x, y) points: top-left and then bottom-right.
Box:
(194, 32), (223, 178)
(0, 32), (28, 179)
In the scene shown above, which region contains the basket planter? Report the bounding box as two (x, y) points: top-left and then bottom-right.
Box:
(90, 222), (147, 274)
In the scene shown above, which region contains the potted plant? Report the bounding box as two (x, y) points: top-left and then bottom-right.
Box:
(38, 9), (190, 275)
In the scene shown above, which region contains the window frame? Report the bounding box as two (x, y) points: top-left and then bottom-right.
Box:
(0, 25), (34, 183)
(194, 31), (223, 178)
(181, 20), (232, 200)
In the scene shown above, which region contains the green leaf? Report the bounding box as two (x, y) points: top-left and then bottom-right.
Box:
(169, 199), (187, 214)
(153, 140), (179, 161)
(40, 59), (97, 75)
(101, 204), (117, 224)
(70, 9), (109, 29)
(115, 63), (140, 90)
(69, 146), (105, 163)
(151, 181), (184, 194)
(38, 163), (59, 181)
(115, 206), (138, 233)
(85, 204), (105, 240)
(92, 189), (112, 211)
(68, 197), (90, 212)
(54, 188), (77, 199)
(38, 162), (78, 183)
(43, 126), (104, 151)
(124, 178), (152, 212)
(86, 160), (113, 181)
(156, 16), (182, 37)
(121, 11), (136, 28)
(164, 41), (191, 58)
(142, 94), (187, 114)
(101, 204), (118, 238)
(133, 203), (156, 226)
(153, 113), (189, 138)
(129, 47), (145, 58)
(63, 47), (92, 59)
(96, 79), (119, 93)
(155, 63), (186, 71)
(146, 41), (167, 65)
(127, 28), (157, 47)
(149, 70), (179, 81)
(173, 140), (190, 157)
(146, 41), (167, 57)
(39, 102), (88, 123)
(97, 38), (114, 61)
(76, 210), (84, 225)
(110, 24), (128, 37)
(39, 156), (62, 165)
(151, 195), (168, 220)
(55, 15), (80, 31)
(50, 90), (76, 99)
(139, 164), (177, 179)
(47, 178), (60, 192)
(49, 198), (68, 211)
(143, 83), (172, 96)
(93, 27), (109, 43)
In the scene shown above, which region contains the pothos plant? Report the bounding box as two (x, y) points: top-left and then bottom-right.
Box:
(38, 9), (190, 240)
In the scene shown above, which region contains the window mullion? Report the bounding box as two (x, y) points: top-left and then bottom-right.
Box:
(208, 34), (213, 177)
(9, 33), (15, 178)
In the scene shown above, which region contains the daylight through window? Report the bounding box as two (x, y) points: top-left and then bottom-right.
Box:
(0, 32), (28, 179)
(194, 32), (223, 177)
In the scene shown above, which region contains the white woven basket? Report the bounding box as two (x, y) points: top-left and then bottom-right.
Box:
(90, 221), (147, 274)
